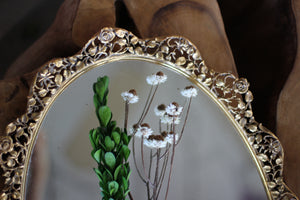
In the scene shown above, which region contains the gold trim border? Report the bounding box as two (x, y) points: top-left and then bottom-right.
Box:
(0, 27), (298, 200)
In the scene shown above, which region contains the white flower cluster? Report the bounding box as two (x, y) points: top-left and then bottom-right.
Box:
(124, 74), (197, 150)
(144, 138), (167, 149)
(121, 89), (139, 104)
(130, 121), (179, 148)
(164, 133), (179, 144)
(165, 102), (183, 116)
(143, 132), (179, 149)
(146, 71), (167, 85)
(154, 103), (182, 125)
(134, 123), (153, 138)
(160, 114), (180, 125)
(154, 104), (166, 117)
(181, 85), (198, 98)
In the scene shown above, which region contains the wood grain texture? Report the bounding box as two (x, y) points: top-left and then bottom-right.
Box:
(0, 73), (35, 133)
(0, 0), (82, 137)
(218, 0), (297, 133)
(4, 0), (82, 79)
(277, 0), (300, 196)
(72, 0), (116, 47)
(123, 0), (238, 76)
(0, 0), (117, 135)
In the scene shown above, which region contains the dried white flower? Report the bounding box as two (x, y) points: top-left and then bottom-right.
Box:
(135, 123), (153, 138)
(144, 135), (167, 148)
(165, 133), (179, 144)
(129, 124), (139, 135)
(160, 114), (180, 125)
(146, 75), (157, 85)
(154, 104), (166, 117)
(146, 71), (167, 85)
(181, 85), (198, 98)
(129, 127), (136, 135)
(165, 102), (183, 116)
(121, 89), (139, 104)
(160, 114), (173, 124)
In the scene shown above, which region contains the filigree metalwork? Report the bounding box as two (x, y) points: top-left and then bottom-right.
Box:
(0, 27), (297, 200)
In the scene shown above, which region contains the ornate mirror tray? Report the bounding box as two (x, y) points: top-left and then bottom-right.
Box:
(0, 28), (298, 200)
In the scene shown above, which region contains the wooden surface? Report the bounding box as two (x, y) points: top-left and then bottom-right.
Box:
(218, 0), (297, 132)
(72, 0), (116, 47)
(276, 0), (300, 194)
(123, 0), (238, 75)
(0, 0), (299, 197)
(4, 0), (81, 79)
(0, 0), (116, 133)
(0, 72), (35, 133)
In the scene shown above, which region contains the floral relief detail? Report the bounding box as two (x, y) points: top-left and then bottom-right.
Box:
(268, 140), (281, 159)
(99, 28), (115, 44)
(0, 27), (297, 200)
(0, 137), (13, 153)
(234, 78), (249, 94)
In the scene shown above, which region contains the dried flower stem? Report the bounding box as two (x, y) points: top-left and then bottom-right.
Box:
(132, 136), (147, 183)
(151, 145), (170, 159)
(141, 137), (148, 178)
(176, 97), (192, 145)
(153, 149), (161, 199)
(159, 119), (162, 133)
(147, 150), (153, 200)
(138, 85), (153, 124)
(159, 145), (171, 160)
(157, 150), (170, 197)
(124, 101), (129, 130)
(140, 85), (159, 123)
(164, 122), (176, 200)
(129, 192), (134, 200)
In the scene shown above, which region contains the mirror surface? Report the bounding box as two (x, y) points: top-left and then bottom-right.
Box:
(26, 60), (267, 200)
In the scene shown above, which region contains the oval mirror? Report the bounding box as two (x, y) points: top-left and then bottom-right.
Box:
(0, 28), (298, 200)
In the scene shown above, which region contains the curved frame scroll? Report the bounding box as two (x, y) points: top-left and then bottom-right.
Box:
(0, 27), (298, 200)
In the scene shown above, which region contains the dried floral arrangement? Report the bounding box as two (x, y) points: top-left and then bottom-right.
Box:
(90, 71), (197, 200)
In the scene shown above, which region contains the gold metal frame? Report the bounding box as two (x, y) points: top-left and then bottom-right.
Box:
(0, 27), (297, 200)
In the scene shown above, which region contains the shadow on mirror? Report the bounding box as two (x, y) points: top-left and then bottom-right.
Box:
(26, 60), (267, 200)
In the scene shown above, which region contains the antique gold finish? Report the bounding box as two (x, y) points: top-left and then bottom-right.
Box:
(0, 27), (298, 200)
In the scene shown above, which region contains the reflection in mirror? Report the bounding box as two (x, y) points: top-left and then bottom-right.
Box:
(26, 60), (267, 200)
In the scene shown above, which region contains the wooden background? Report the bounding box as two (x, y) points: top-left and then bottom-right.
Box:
(0, 0), (299, 197)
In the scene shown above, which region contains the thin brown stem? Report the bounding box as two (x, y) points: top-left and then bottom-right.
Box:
(138, 85), (153, 124)
(151, 143), (169, 159)
(164, 120), (176, 200)
(128, 191), (134, 200)
(153, 149), (161, 200)
(124, 101), (129, 130)
(158, 146), (169, 184)
(147, 150), (153, 200)
(141, 85), (159, 123)
(132, 136), (146, 183)
(159, 145), (171, 160)
(176, 97), (192, 146)
(159, 119), (162, 133)
(148, 150), (153, 178)
(146, 182), (151, 200)
(141, 137), (148, 179)
(157, 147), (170, 197)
